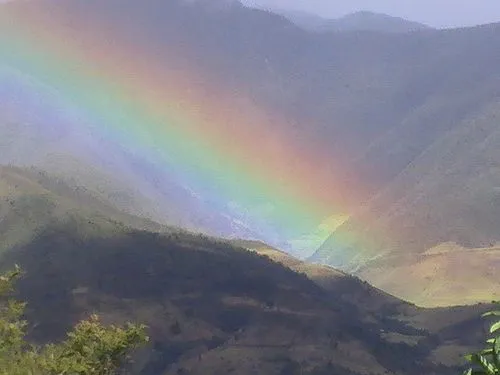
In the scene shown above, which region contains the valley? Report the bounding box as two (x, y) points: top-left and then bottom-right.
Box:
(1, 0), (500, 373)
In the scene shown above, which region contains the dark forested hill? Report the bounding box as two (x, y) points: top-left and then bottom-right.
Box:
(0, 167), (492, 374)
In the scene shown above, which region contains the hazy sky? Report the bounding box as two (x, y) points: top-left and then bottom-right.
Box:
(242, 0), (500, 28)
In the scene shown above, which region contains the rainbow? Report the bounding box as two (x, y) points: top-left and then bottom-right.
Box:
(0, 1), (355, 250)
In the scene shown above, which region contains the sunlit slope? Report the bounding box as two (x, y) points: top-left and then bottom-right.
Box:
(357, 243), (500, 307)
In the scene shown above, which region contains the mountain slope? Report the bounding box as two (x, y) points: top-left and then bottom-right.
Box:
(0, 165), (173, 253)
(7, 229), (492, 373)
(241, 240), (499, 367)
(312, 99), (500, 305)
(0, 167), (493, 375)
(358, 243), (500, 307)
(234, 240), (407, 315)
(4, 229), (395, 375)
(0, 224), (493, 375)
(3, 0), (500, 288)
(3, 0), (500, 256)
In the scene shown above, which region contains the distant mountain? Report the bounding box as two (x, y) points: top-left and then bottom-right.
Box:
(265, 9), (431, 33)
(263, 8), (328, 31)
(0, 175), (493, 374)
(324, 11), (431, 33)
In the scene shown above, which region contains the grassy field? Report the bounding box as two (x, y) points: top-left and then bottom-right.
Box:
(358, 242), (500, 307)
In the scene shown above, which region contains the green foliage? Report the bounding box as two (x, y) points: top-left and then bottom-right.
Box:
(0, 267), (148, 375)
(464, 306), (500, 375)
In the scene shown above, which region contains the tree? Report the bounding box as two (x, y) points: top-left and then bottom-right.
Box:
(463, 304), (500, 375)
(0, 266), (148, 374)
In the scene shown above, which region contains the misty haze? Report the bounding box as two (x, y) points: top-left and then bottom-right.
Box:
(1, 0), (499, 374)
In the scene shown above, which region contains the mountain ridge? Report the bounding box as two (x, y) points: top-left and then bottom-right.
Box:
(252, 8), (432, 33)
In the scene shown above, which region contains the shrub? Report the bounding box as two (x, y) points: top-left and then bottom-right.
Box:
(0, 266), (148, 374)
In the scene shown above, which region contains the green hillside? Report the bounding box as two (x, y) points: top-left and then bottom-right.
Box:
(0, 165), (170, 254)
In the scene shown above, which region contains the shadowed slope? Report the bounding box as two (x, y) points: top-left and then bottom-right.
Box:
(0, 168), (493, 374)
(233, 240), (407, 315)
(1, 225), (493, 375)
(0, 228), (409, 375)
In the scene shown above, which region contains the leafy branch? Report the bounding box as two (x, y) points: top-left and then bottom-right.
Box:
(464, 305), (500, 375)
